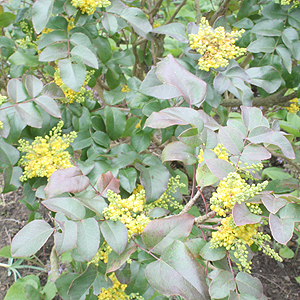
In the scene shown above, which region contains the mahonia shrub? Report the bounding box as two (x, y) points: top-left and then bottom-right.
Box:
(0, 0), (300, 299)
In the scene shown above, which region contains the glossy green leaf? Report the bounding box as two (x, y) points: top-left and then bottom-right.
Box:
(151, 23), (188, 43)
(209, 270), (235, 299)
(288, 9), (300, 30)
(100, 220), (128, 255)
(8, 51), (39, 67)
(282, 27), (299, 49)
(185, 238), (206, 259)
(200, 241), (226, 261)
(54, 220), (77, 254)
(233, 18), (254, 29)
(102, 13), (119, 35)
(72, 130), (92, 150)
(196, 163), (219, 187)
(15, 102), (43, 128)
(42, 82), (64, 98)
(7, 79), (27, 103)
(44, 167), (90, 199)
(267, 131), (295, 159)
(76, 218), (100, 260)
(119, 167), (137, 193)
(247, 37), (276, 53)
(279, 203), (300, 222)
(103, 106), (126, 140)
(236, 272), (263, 299)
(178, 127), (202, 147)
(145, 240), (210, 300)
(156, 54), (207, 107)
(39, 43), (69, 61)
(68, 264), (98, 300)
(232, 203), (261, 226)
(0, 12), (16, 28)
(11, 220), (54, 257)
(92, 131), (110, 148)
(71, 45), (98, 68)
(276, 44), (292, 73)
(55, 274), (78, 300)
(38, 30), (68, 49)
(142, 213), (195, 255)
(251, 19), (284, 36)
(94, 36), (112, 64)
(34, 95), (61, 118)
(262, 167), (292, 180)
(0, 139), (20, 166)
(131, 132), (151, 153)
(58, 57), (86, 92)
(206, 158), (234, 180)
(25, 75), (43, 97)
(70, 32), (92, 47)
(136, 162), (170, 203)
(261, 193), (287, 214)
(32, 0), (54, 33)
(42, 197), (86, 220)
(269, 213), (294, 245)
(162, 141), (198, 165)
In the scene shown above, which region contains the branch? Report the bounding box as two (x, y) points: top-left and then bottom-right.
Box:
(209, 0), (231, 25)
(194, 211), (216, 226)
(144, 0), (164, 16)
(221, 89), (297, 107)
(180, 190), (201, 215)
(165, 0), (188, 24)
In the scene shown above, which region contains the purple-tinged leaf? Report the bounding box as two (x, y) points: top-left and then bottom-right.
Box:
(97, 171), (120, 197)
(162, 141), (198, 165)
(25, 75), (43, 97)
(232, 203), (261, 226)
(206, 158), (234, 180)
(32, 0), (54, 33)
(151, 23), (188, 43)
(227, 120), (247, 138)
(185, 238), (206, 259)
(54, 220), (77, 254)
(142, 213), (195, 255)
(156, 54), (207, 107)
(7, 78), (27, 103)
(145, 240), (210, 300)
(219, 126), (244, 155)
(144, 107), (204, 132)
(241, 106), (269, 131)
(261, 194), (287, 214)
(241, 145), (271, 161)
(278, 194), (300, 204)
(199, 241), (226, 261)
(34, 95), (61, 118)
(11, 220), (54, 257)
(148, 207), (170, 218)
(76, 218), (100, 261)
(247, 126), (273, 144)
(44, 167), (90, 199)
(15, 102), (43, 128)
(106, 241), (137, 273)
(100, 220), (128, 255)
(42, 82), (65, 98)
(42, 197), (86, 220)
(267, 131), (295, 159)
(213, 73), (231, 95)
(209, 270), (235, 299)
(196, 164), (219, 187)
(269, 213), (294, 245)
(236, 272), (263, 299)
(198, 110), (220, 131)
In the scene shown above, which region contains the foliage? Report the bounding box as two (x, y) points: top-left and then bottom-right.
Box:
(0, 0), (300, 299)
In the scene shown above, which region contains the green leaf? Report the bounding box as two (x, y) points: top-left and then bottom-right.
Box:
(151, 23), (188, 43)
(0, 139), (20, 165)
(106, 241), (137, 273)
(131, 132), (151, 153)
(11, 220), (54, 257)
(44, 167), (90, 199)
(213, 73), (231, 95)
(200, 241), (226, 261)
(42, 197), (86, 220)
(72, 130), (92, 150)
(279, 203), (300, 222)
(246, 66), (281, 94)
(219, 126), (244, 155)
(233, 18), (254, 29)
(0, 246), (12, 258)
(71, 45), (98, 68)
(25, 284), (42, 300)
(38, 30), (68, 49)
(68, 264), (98, 300)
(241, 145), (271, 161)
(54, 219), (77, 254)
(58, 57), (86, 92)
(269, 213), (294, 245)
(15, 102), (43, 128)
(279, 246), (294, 258)
(247, 126), (273, 144)
(34, 95), (61, 118)
(9, 51), (39, 67)
(92, 131), (110, 148)
(136, 163), (170, 203)
(145, 240), (209, 300)
(156, 54), (207, 107)
(209, 270), (235, 299)
(3, 166), (22, 193)
(55, 274), (78, 300)
(7, 79), (27, 103)
(76, 218), (100, 260)
(32, 0), (54, 33)
(241, 106), (269, 131)
(262, 167), (292, 180)
(70, 32), (92, 48)
(206, 158), (234, 180)
(42, 82), (64, 98)
(288, 9), (300, 30)
(196, 163), (219, 187)
(103, 106), (126, 140)
(267, 131), (295, 159)
(236, 272), (263, 299)
(178, 127), (202, 147)
(102, 13), (118, 35)
(247, 37), (276, 53)
(251, 19), (284, 36)
(262, 3), (286, 19)
(232, 203), (261, 226)
(276, 45), (292, 73)
(185, 238), (206, 259)
(120, 7), (153, 40)
(142, 213), (195, 255)
(145, 107), (204, 132)
(39, 43), (69, 61)
(25, 75), (43, 97)
(282, 27), (299, 49)
(119, 167), (137, 193)
(93, 36), (112, 64)
(229, 291), (258, 300)
(0, 12), (15, 28)
(100, 220), (128, 255)
(260, 193), (287, 214)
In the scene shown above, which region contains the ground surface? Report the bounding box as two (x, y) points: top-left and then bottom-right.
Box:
(0, 185), (299, 299)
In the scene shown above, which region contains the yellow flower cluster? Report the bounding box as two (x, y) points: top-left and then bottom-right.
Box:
(71, 0), (111, 15)
(17, 21), (37, 49)
(281, 0), (299, 5)
(189, 17), (246, 71)
(0, 95), (7, 106)
(54, 68), (94, 104)
(18, 121), (77, 181)
(285, 98), (300, 114)
(210, 172), (268, 217)
(98, 273), (144, 300)
(90, 242), (112, 264)
(103, 177), (184, 237)
(0, 121), (3, 129)
(121, 84), (130, 93)
(198, 143), (229, 164)
(153, 20), (161, 28)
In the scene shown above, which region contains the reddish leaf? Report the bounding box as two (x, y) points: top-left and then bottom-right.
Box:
(206, 158), (234, 180)
(261, 193), (287, 214)
(97, 171), (120, 197)
(44, 167), (90, 199)
(232, 203), (261, 226)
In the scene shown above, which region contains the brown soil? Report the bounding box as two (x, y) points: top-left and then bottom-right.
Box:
(0, 185), (299, 299)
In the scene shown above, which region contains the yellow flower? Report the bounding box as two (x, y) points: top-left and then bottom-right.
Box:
(121, 84), (130, 93)
(285, 98), (300, 114)
(71, 0), (111, 15)
(189, 17), (246, 71)
(18, 121), (76, 181)
(0, 121), (3, 129)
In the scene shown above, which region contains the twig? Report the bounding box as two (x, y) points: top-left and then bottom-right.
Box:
(195, 0), (201, 24)
(180, 190), (201, 214)
(194, 211), (216, 226)
(50, 246), (60, 281)
(165, 0), (188, 24)
(268, 149), (300, 172)
(209, 0), (231, 26)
